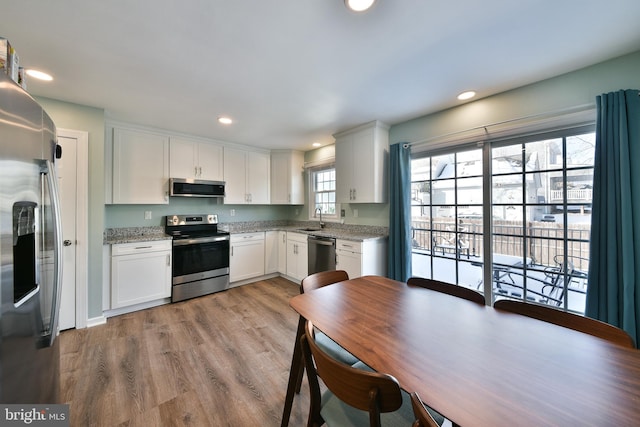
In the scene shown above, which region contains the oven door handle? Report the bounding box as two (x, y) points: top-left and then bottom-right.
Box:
(172, 235), (230, 246)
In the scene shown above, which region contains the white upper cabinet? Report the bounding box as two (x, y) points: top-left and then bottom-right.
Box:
(335, 121), (389, 204)
(271, 150), (304, 205)
(169, 137), (223, 181)
(223, 146), (270, 204)
(110, 126), (169, 204)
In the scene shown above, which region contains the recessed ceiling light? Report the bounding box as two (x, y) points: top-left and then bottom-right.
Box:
(25, 69), (53, 81)
(457, 91), (476, 101)
(312, 142), (322, 147)
(217, 116), (233, 125)
(345, 0), (376, 12)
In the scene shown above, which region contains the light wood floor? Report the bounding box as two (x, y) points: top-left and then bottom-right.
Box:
(60, 276), (311, 426)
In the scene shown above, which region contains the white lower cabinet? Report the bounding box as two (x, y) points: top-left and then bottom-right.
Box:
(336, 239), (387, 279)
(265, 230), (288, 275)
(111, 240), (172, 309)
(230, 232), (265, 283)
(277, 231), (287, 274)
(336, 244), (362, 278)
(286, 232), (308, 282)
(265, 230), (279, 274)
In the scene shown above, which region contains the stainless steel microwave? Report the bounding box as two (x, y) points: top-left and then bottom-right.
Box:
(169, 178), (225, 198)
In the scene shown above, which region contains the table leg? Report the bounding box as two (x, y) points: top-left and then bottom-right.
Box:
(281, 316), (306, 427)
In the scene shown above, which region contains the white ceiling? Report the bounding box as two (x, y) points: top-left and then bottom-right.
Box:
(3, 1), (640, 150)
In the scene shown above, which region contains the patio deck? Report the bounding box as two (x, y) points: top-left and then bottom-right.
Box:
(412, 250), (587, 314)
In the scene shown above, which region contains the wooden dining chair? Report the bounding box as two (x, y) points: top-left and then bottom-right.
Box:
(407, 277), (486, 306)
(282, 270), (358, 427)
(301, 320), (443, 427)
(297, 270), (360, 381)
(493, 299), (635, 348)
(410, 392), (440, 427)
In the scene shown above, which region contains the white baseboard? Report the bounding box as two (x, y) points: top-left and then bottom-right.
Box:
(103, 298), (171, 318)
(86, 315), (107, 328)
(229, 272), (281, 288)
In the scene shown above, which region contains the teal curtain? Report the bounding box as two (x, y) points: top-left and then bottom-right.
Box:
(586, 89), (640, 345)
(388, 143), (412, 281)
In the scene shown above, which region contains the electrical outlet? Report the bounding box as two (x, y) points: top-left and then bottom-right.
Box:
(144, 211), (152, 220)
(353, 209), (358, 218)
(341, 209), (345, 218)
(230, 209), (236, 217)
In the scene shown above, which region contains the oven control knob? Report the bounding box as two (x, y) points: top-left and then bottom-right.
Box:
(171, 215), (179, 225)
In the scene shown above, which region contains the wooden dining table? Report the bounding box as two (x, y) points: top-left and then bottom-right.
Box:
(288, 275), (640, 427)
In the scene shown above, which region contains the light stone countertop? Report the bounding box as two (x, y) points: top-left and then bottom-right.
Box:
(219, 221), (387, 242)
(104, 221), (388, 244)
(103, 226), (171, 245)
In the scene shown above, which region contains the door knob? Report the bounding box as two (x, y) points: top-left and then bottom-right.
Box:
(63, 240), (73, 246)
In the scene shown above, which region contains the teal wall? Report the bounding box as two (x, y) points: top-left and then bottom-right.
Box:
(34, 96), (106, 320)
(105, 201), (293, 228)
(390, 51), (640, 145)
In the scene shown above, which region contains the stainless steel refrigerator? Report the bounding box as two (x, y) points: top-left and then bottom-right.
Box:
(0, 71), (63, 403)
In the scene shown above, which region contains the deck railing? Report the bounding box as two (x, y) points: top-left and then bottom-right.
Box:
(550, 189), (593, 202)
(411, 218), (590, 271)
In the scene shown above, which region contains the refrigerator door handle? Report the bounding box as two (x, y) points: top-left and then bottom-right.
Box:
(41, 159), (63, 347)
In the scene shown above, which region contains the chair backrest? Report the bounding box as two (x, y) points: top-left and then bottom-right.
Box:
(407, 277), (486, 306)
(301, 270), (349, 294)
(410, 392), (440, 427)
(301, 320), (403, 427)
(494, 299), (635, 349)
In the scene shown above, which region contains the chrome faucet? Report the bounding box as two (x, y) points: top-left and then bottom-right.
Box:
(314, 207), (325, 228)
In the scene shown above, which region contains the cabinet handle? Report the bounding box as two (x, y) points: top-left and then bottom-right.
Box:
(167, 254), (171, 266)
(135, 246), (152, 250)
(195, 166), (199, 177)
(231, 246), (234, 256)
(199, 166), (202, 176)
(353, 188), (356, 200)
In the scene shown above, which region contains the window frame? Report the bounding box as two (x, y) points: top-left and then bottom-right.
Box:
(308, 163), (340, 221)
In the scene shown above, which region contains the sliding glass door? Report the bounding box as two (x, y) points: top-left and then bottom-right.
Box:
(410, 128), (594, 313)
(411, 148), (484, 289)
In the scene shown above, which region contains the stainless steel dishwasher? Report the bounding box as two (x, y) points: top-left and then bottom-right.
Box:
(308, 235), (336, 274)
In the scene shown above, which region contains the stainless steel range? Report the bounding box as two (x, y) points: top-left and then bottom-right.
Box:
(165, 214), (230, 302)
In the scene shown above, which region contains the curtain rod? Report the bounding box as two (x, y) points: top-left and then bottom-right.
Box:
(405, 103), (595, 148)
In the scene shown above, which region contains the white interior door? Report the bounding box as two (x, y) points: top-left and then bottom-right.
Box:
(55, 128), (89, 330)
(57, 135), (78, 330)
